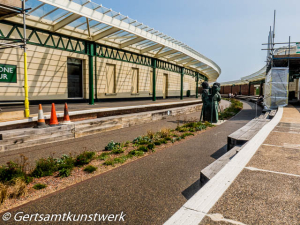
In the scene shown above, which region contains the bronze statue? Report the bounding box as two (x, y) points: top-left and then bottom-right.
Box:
(200, 82), (221, 123)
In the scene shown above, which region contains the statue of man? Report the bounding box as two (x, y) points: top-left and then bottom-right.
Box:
(200, 81), (211, 121)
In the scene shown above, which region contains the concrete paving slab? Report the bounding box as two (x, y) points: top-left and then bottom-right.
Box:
(264, 131), (300, 146)
(202, 169), (300, 225)
(281, 105), (300, 123)
(247, 145), (300, 175)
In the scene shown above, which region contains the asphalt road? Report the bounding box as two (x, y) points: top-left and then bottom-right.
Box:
(1, 101), (260, 225)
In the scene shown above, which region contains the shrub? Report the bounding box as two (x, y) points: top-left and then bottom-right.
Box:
(103, 160), (114, 166)
(128, 150), (144, 157)
(176, 127), (189, 132)
(33, 183), (47, 190)
(147, 143), (155, 151)
(154, 141), (161, 146)
(124, 141), (130, 147)
(105, 141), (121, 151)
(137, 146), (148, 152)
(176, 137), (182, 141)
(0, 183), (7, 204)
(159, 128), (171, 138)
(160, 139), (168, 144)
(189, 128), (196, 132)
(113, 156), (127, 164)
(181, 132), (194, 139)
(165, 137), (172, 141)
(83, 165), (97, 173)
(147, 130), (155, 139)
(31, 157), (58, 178)
(111, 148), (124, 155)
(133, 136), (151, 145)
(57, 155), (75, 171)
(75, 151), (95, 167)
(171, 138), (176, 143)
(58, 168), (71, 178)
(98, 152), (110, 160)
(0, 161), (25, 183)
(8, 178), (27, 198)
(173, 134), (178, 137)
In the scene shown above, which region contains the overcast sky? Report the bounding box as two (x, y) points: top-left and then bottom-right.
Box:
(95, 0), (299, 82)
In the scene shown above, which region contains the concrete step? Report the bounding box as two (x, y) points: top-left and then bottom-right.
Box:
(200, 146), (241, 185)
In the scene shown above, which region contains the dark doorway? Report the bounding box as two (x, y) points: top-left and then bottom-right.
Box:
(67, 58), (83, 98)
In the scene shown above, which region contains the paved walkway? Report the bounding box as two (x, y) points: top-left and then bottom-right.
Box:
(1, 101), (259, 225)
(199, 105), (300, 225)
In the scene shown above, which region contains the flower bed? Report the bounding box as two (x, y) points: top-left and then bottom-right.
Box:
(0, 120), (214, 212)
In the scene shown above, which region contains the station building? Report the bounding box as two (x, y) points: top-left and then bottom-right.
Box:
(0, 0), (221, 104)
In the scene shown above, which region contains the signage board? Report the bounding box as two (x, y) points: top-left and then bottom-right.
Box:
(0, 64), (17, 83)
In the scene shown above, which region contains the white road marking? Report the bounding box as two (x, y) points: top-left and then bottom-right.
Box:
(245, 167), (300, 178)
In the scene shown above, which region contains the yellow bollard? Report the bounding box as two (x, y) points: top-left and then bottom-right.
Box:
(23, 51), (30, 118)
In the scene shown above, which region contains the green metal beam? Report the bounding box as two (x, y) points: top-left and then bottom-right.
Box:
(152, 58), (157, 101)
(89, 42), (94, 105)
(181, 67), (184, 100)
(196, 73), (199, 98)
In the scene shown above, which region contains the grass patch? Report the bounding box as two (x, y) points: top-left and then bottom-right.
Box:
(74, 151), (95, 167)
(33, 183), (47, 190)
(98, 152), (110, 161)
(83, 165), (97, 173)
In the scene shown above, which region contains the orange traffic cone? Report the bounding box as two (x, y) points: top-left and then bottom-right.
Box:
(49, 103), (59, 126)
(61, 103), (71, 124)
(35, 104), (48, 128)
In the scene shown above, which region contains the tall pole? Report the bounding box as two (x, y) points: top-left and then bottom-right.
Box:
(88, 42), (94, 105)
(152, 58), (156, 101)
(180, 67), (184, 100)
(22, 0), (30, 117)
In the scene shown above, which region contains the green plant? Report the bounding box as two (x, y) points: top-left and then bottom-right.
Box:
(137, 146), (148, 152)
(181, 132), (194, 139)
(173, 134), (178, 137)
(105, 141), (121, 151)
(160, 139), (168, 144)
(98, 152), (110, 160)
(147, 143), (155, 151)
(111, 148), (125, 155)
(103, 160), (114, 166)
(83, 165), (97, 173)
(0, 161), (26, 183)
(189, 128), (196, 132)
(31, 157), (58, 178)
(113, 156), (127, 164)
(154, 141), (161, 146)
(33, 183), (47, 190)
(58, 168), (71, 178)
(133, 136), (151, 145)
(124, 141), (130, 147)
(57, 154), (75, 171)
(159, 128), (171, 138)
(128, 150), (144, 157)
(165, 137), (172, 141)
(75, 151), (95, 167)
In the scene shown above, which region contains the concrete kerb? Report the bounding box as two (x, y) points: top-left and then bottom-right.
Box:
(0, 100), (202, 128)
(164, 106), (283, 225)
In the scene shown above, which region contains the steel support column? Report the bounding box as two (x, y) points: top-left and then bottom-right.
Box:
(89, 42), (94, 105)
(152, 58), (157, 101)
(181, 67), (184, 100)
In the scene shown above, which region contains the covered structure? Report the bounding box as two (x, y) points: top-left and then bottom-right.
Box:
(0, 0), (221, 109)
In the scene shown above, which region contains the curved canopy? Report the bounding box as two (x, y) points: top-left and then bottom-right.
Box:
(5, 0), (221, 81)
